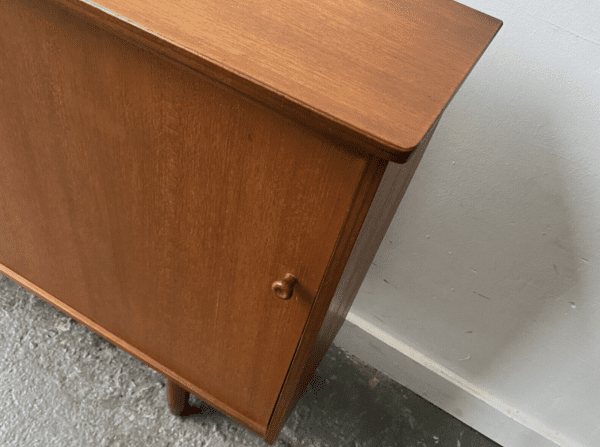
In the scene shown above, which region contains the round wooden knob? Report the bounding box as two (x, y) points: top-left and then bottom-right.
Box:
(272, 273), (297, 300)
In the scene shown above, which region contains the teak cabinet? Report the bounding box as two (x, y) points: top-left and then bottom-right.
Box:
(0, 0), (501, 443)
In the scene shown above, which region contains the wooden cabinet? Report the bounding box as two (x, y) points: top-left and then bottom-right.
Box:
(0, 0), (501, 443)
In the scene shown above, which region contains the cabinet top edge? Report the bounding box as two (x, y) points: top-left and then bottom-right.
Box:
(50, 0), (502, 159)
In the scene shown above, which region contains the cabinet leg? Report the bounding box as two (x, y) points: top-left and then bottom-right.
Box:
(166, 378), (190, 416)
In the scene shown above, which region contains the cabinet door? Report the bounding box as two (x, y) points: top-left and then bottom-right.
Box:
(0, 1), (377, 434)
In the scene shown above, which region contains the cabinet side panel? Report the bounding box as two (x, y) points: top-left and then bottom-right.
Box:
(0, 0), (369, 433)
(265, 119), (439, 442)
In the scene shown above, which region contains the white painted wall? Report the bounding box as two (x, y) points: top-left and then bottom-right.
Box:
(335, 1), (600, 446)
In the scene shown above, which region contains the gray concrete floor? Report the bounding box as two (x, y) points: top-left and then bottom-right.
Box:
(0, 274), (501, 447)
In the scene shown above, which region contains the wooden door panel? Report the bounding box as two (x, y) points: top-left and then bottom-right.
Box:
(0, 1), (369, 429)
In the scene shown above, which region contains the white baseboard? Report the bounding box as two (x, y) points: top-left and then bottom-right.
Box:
(334, 313), (581, 447)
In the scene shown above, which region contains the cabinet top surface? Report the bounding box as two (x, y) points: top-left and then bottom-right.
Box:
(71, 0), (501, 154)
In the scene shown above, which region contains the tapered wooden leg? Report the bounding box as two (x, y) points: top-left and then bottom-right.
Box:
(166, 378), (190, 416)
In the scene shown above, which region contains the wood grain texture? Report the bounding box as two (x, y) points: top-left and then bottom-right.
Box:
(0, 0), (375, 434)
(264, 117), (439, 442)
(265, 155), (388, 443)
(45, 0), (502, 162)
(0, 262), (267, 434)
(0, 0), (504, 443)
